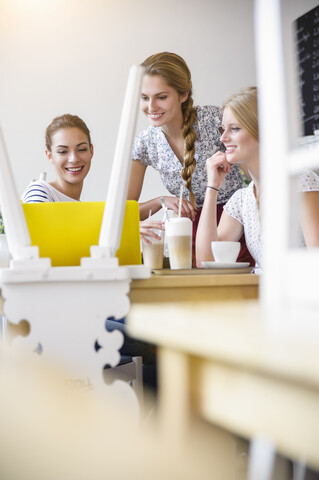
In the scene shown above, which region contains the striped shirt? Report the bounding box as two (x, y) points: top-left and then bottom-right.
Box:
(21, 180), (77, 203)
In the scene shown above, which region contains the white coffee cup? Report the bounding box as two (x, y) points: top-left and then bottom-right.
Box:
(142, 229), (164, 269)
(165, 217), (192, 269)
(211, 241), (240, 263)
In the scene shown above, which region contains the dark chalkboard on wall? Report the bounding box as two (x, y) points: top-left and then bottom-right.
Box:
(295, 5), (319, 136)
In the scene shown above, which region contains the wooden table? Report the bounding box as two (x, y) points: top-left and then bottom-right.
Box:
(129, 271), (259, 304)
(126, 295), (319, 473)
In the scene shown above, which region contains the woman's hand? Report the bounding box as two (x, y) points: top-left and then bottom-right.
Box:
(161, 196), (196, 221)
(206, 151), (232, 190)
(140, 219), (165, 244)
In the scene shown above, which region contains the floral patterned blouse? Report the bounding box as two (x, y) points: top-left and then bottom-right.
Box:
(132, 105), (244, 207)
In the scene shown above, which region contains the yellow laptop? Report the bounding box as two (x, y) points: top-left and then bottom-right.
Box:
(22, 200), (142, 267)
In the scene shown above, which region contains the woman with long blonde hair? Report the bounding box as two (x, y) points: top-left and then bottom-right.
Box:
(196, 86), (319, 269)
(196, 87), (261, 268)
(128, 51), (251, 263)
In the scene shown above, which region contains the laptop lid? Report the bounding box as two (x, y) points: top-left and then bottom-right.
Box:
(22, 200), (141, 267)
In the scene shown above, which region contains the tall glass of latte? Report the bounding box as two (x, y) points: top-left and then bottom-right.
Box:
(165, 217), (192, 269)
(142, 229), (164, 269)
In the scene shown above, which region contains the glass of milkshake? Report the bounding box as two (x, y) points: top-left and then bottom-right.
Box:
(165, 217), (192, 269)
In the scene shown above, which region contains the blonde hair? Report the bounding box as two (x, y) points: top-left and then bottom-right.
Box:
(45, 114), (91, 151)
(142, 52), (198, 209)
(223, 86), (258, 141)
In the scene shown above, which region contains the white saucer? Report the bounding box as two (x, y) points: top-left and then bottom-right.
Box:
(201, 261), (250, 269)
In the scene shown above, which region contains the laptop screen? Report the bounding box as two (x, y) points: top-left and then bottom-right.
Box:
(22, 200), (141, 266)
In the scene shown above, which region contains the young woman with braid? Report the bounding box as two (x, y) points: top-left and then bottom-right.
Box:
(128, 51), (253, 264)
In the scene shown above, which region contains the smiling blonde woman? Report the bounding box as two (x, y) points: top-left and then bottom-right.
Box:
(128, 51), (253, 265)
(196, 87), (319, 269)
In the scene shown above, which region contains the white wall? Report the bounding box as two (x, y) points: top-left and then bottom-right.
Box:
(0, 0), (256, 204)
(1, 0), (314, 205)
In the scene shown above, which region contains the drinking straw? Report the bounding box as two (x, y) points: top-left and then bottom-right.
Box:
(160, 197), (170, 222)
(178, 184), (183, 218)
(148, 209), (152, 219)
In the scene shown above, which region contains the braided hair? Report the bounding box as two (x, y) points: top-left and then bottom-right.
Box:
(142, 52), (198, 209)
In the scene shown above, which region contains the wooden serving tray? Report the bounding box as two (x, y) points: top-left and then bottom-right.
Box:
(152, 267), (254, 275)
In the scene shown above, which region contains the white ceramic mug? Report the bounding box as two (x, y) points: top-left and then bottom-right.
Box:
(211, 241), (240, 263)
(166, 217), (192, 269)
